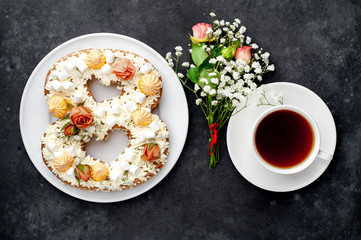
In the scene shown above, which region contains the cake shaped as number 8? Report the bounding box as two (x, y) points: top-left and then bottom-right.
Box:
(41, 49), (169, 191)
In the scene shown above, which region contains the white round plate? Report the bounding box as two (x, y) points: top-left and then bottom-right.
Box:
(20, 33), (189, 202)
(227, 82), (336, 192)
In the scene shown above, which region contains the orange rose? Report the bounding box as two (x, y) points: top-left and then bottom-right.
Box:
(69, 106), (93, 129)
(141, 144), (161, 161)
(111, 58), (136, 80)
(64, 124), (77, 136)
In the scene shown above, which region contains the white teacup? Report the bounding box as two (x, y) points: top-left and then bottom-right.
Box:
(252, 105), (333, 174)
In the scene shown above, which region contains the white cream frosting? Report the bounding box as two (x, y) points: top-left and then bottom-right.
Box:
(42, 49), (168, 191)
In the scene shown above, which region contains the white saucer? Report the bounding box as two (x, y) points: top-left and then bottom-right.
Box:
(227, 82), (337, 192)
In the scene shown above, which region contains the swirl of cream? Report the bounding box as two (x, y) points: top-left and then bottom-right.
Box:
(132, 109), (152, 126)
(138, 73), (161, 96)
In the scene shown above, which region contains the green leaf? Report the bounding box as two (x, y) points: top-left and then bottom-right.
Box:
(75, 176), (80, 185)
(62, 113), (70, 120)
(61, 122), (71, 131)
(210, 47), (222, 58)
(198, 69), (220, 89)
(192, 43), (208, 67)
(77, 165), (84, 173)
(78, 100), (86, 106)
(66, 102), (74, 110)
(198, 48), (222, 72)
(186, 67), (199, 83)
(71, 126), (79, 134)
(233, 39), (241, 49)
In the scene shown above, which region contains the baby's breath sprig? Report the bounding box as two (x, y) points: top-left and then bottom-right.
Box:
(166, 12), (276, 168)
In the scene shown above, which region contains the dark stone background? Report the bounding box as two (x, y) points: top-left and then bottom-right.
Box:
(1, 0), (360, 239)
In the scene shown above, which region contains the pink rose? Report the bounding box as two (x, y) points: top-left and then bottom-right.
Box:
(235, 46), (252, 64)
(191, 23), (212, 44)
(111, 58), (136, 80)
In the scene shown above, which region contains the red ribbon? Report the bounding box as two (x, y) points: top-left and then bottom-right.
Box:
(208, 123), (219, 156)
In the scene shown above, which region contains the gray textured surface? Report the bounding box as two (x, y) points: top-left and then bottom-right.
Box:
(1, 0), (361, 239)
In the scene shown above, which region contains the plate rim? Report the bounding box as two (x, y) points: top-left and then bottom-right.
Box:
(226, 81), (337, 192)
(19, 33), (189, 202)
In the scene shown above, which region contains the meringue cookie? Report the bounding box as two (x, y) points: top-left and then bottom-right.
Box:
(85, 50), (106, 70)
(47, 95), (67, 118)
(138, 73), (161, 96)
(91, 162), (109, 181)
(54, 153), (74, 172)
(132, 109), (152, 126)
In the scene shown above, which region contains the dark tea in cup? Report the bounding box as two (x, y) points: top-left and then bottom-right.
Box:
(255, 109), (315, 169)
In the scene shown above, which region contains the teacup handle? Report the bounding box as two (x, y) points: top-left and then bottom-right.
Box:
(317, 150), (333, 162)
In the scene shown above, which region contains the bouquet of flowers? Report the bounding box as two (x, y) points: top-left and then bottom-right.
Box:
(166, 13), (275, 168)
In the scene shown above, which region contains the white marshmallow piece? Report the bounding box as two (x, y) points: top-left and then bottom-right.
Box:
(129, 165), (140, 176)
(111, 161), (122, 170)
(46, 141), (58, 152)
(57, 70), (70, 81)
(50, 80), (63, 92)
(111, 103), (121, 114)
(141, 107), (151, 112)
(64, 61), (75, 72)
(123, 150), (136, 162)
(53, 151), (63, 159)
(65, 146), (76, 157)
(135, 92), (146, 104)
(105, 52), (115, 63)
(73, 92), (82, 104)
(119, 161), (130, 171)
(140, 63), (152, 74)
(95, 106), (106, 118)
(138, 130), (156, 142)
(100, 64), (112, 75)
(139, 132), (146, 142)
(126, 101), (138, 112)
(76, 59), (89, 73)
(149, 120), (160, 133)
(145, 130), (156, 140)
(109, 169), (122, 183)
(106, 115), (118, 128)
(63, 81), (75, 91)
(66, 167), (75, 178)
